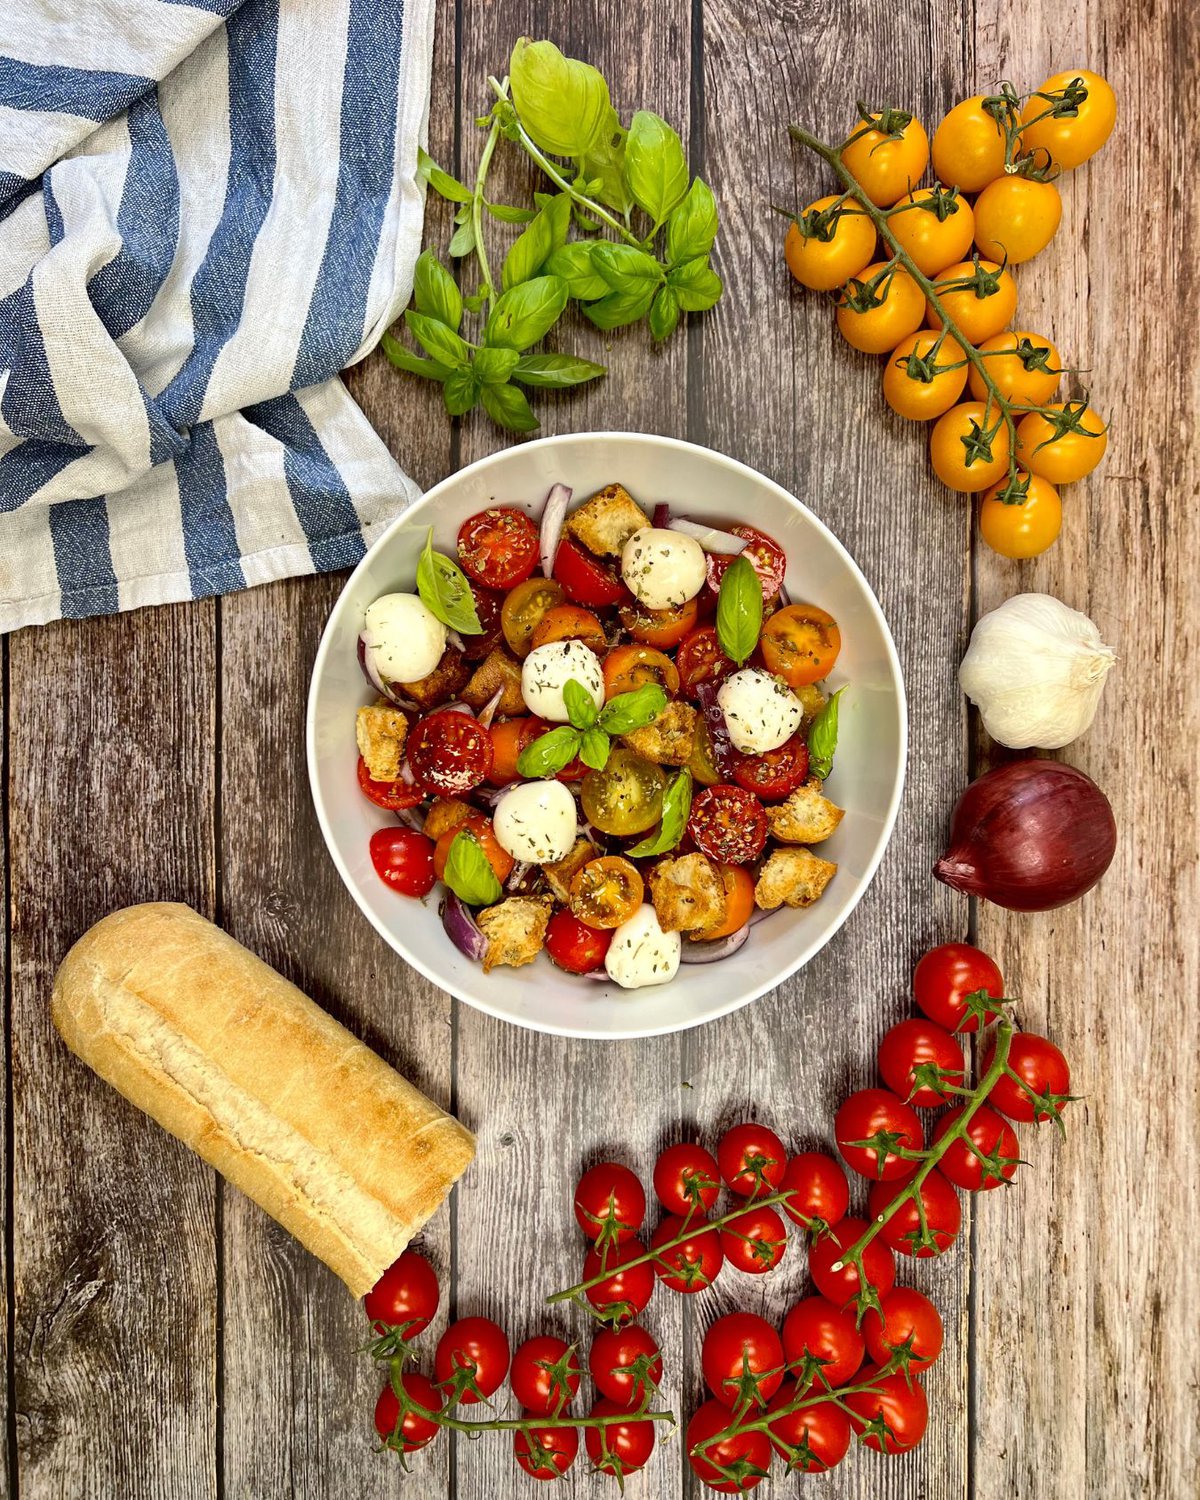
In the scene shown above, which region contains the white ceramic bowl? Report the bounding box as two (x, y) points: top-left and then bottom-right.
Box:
(307, 433), (905, 1040)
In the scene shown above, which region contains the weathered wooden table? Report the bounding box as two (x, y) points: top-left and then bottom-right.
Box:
(2, 1), (1197, 1496)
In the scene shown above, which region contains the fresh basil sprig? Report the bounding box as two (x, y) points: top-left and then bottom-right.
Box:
(807, 685), (847, 780)
(628, 769), (693, 857)
(416, 529), (483, 634)
(716, 555), (763, 666)
(516, 725), (582, 779)
(562, 677), (599, 729)
(598, 681), (667, 735)
(443, 830), (503, 906)
(516, 678), (667, 779)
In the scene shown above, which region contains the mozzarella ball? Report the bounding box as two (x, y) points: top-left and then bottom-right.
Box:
(604, 904), (682, 989)
(492, 779), (579, 865)
(363, 593), (447, 683)
(717, 668), (805, 754)
(521, 641), (605, 722)
(620, 527), (708, 610)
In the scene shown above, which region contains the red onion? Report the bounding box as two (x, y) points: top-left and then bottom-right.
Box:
(357, 633), (418, 709)
(652, 502), (671, 528)
(667, 517), (749, 555)
(934, 759), (1116, 911)
(395, 805), (425, 832)
(680, 925), (751, 963)
(695, 681), (739, 778)
(441, 893), (488, 961)
(477, 686), (505, 728)
(539, 483), (572, 576)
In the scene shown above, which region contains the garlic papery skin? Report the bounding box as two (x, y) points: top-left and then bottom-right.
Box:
(959, 592), (1116, 750)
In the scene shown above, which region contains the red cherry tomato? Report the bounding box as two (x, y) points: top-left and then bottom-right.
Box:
(363, 1250), (439, 1339)
(706, 525), (787, 601)
(702, 1312), (786, 1409)
(766, 1383), (852, 1472)
(433, 1316), (510, 1404)
(981, 1032), (1072, 1122)
(687, 1397), (773, 1492)
(373, 1372), (443, 1451)
(462, 582), (505, 660)
(406, 710), (493, 796)
(357, 754), (425, 810)
(933, 1105), (1021, 1190)
(808, 1217), (897, 1310)
(834, 1089), (925, 1181)
(732, 733), (811, 802)
(553, 535), (628, 607)
(369, 827), (436, 897)
(652, 1142), (721, 1217)
(582, 1241), (655, 1325)
(514, 1420), (579, 1479)
(574, 1162), (646, 1245)
(717, 1121), (788, 1198)
(544, 909), (613, 974)
(651, 1213), (724, 1292)
(589, 1324), (663, 1405)
(677, 624), (735, 697)
(509, 1337), (581, 1416)
(583, 1400), (656, 1477)
(689, 784), (769, 864)
(867, 1167), (962, 1257)
(457, 505), (539, 589)
(877, 1017), (966, 1107)
(781, 1296), (864, 1388)
(844, 1366), (929, 1454)
(719, 1204), (787, 1274)
(862, 1287), (944, 1373)
(779, 1152), (850, 1233)
(913, 941), (1005, 1032)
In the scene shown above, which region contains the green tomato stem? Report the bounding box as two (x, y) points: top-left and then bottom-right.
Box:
(470, 82), (507, 306)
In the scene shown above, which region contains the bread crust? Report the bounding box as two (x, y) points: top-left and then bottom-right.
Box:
(51, 903), (474, 1297)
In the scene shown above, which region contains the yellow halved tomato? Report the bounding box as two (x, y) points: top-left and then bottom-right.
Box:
(967, 331), (1062, 406)
(501, 577), (565, 658)
(973, 176), (1062, 264)
(887, 186), (975, 276)
(618, 596), (700, 650)
(687, 721), (721, 786)
(835, 261), (926, 354)
(569, 856), (645, 930)
(978, 472), (1063, 558)
(1015, 403), (1108, 484)
(693, 865), (756, 942)
(1019, 70), (1117, 169)
(926, 259), (1017, 344)
(839, 110), (930, 206)
(760, 604), (841, 688)
(530, 603), (607, 654)
(784, 196), (877, 291)
(931, 96), (1008, 193)
(883, 331), (968, 420)
(930, 401), (1012, 492)
(602, 643), (679, 699)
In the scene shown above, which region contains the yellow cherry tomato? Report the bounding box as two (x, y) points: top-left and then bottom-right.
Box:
(930, 401), (1012, 492)
(840, 110), (930, 206)
(1015, 403), (1108, 484)
(926, 259), (1017, 344)
(931, 95), (1008, 192)
(887, 186), (975, 276)
(967, 331), (1062, 406)
(1020, 70), (1117, 169)
(784, 196), (877, 291)
(979, 472), (1062, 558)
(972, 175), (1062, 263)
(835, 261), (926, 354)
(883, 331), (968, 420)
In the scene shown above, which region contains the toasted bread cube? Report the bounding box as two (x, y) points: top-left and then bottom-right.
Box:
(463, 648), (526, 716)
(622, 700), (698, 767)
(795, 683), (828, 724)
(398, 646), (469, 710)
(544, 837), (599, 904)
(355, 700), (409, 781)
(477, 896), (552, 973)
(424, 797), (474, 842)
(565, 483), (651, 557)
(648, 853), (727, 934)
(754, 847), (838, 910)
(767, 780), (845, 845)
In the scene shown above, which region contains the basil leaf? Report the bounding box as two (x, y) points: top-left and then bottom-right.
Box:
(576, 110), (633, 214)
(543, 243), (610, 302)
(473, 346), (521, 386)
(486, 201), (538, 223)
(563, 677), (599, 730)
(416, 529), (483, 633)
(716, 554), (762, 665)
(583, 284), (658, 331)
(807, 686), (847, 780)
(624, 111), (689, 225)
(592, 243), (665, 297)
(481, 382), (540, 433)
(485, 275), (570, 350)
(413, 249), (462, 332)
(517, 724), (582, 779)
(443, 830), (503, 906)
(668, 256), (723, 312)
(417, 147), (473, 205)
(405, 310), (470, 367)
(509, 39), (612, 157)
(512, 353), (607, 389)
(442, 368), (480, 417)
(501, 194), (571, 290)
(627, 770), (693, 857)
(447, 218), (477, 258)
(381, 332), (451, 382)
(667, 178), (718, 265)
(579, 726), (611, 770)
(599, 682), (667, 735)
(648, 286), (680, 342)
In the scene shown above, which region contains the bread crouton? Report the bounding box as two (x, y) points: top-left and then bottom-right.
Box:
(795, 683), (828, 724)
(463, 648), (526, 715)
(355, 700), (409, 781)
(648, 853), (727, 934)
(565, 483), (651, 557)
(424, 798), (474, 842)
(622, 700), (698, 767)
(477, 896), (551, 973)
(754, 848), (838, 910)
(398, 646), (469, 710)
(766, 780), (845, 845)
(543, 838), (599, 904)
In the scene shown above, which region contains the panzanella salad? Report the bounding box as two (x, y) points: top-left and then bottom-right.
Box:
(354, 484), (847, 990)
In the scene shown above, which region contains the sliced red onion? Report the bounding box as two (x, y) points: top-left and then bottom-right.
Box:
(668, 518), (749, 556)
(681, 925), (751, 963)
(356, 634), (419, 709)
(446, 628), (466, 653)
(748, 903), (781, 927)
(473, 784), (506, 808)
(477, 687), (505, 728)
(583, 968), (610, 982)
(695, 681), (739, 777)
(400, 760), (416, 786)
(395, 806), (425, 832)
(441, 700), (474, 717)
(504, 860), (532, 891)
(539, 483), (572, 576)
(652, 502), (671, 528)
(776, 583), (792, 608)
(441, 893), (488, 962)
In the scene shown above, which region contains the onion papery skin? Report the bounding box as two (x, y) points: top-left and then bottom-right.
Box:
(934, 759), (1116, 911)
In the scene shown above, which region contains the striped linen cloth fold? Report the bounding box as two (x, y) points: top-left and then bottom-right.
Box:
(0, 0), (435, 633)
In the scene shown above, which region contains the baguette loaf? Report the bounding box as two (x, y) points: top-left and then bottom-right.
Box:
(51, 902), (474, 1297)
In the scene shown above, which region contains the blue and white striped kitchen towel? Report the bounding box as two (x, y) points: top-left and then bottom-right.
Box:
(0, 0), (435, 633)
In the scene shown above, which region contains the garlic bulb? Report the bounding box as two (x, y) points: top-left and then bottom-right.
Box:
(960, 593), (1116, 749)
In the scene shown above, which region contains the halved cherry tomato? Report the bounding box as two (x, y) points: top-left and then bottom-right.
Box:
(862, 1287), (944, 1374)
(569, 856), (644, 929)
(619, 595), (700, 649)
(553, 535), (628, 607)
(973, 175), (1062, 264)
(369, 827), (436, 897)
(835, 261), (925, 354)
(602, 643), (679, 699)
(457, 505), (539, 589)
(487, 716), (546, 786)
(1019, 69), (1117, 169)
(840, 110), (930, 206)
(979, 472), (1062, 558)
(462, 582), (505, 660)
(784, 196), (877, 291)
(677, 624), (734, 697)
(926, 259), (1018, 344)
(733, 733), (810, 801)
(501, 577), (566, 658)
(887, 186), (975, 276)
(357, 754), (424, 811)
(931, 95), (1007, 193)
(930, 401), (1012, 492)
(432, 815), (513, 885)
(544, 909), (612, 974)
(688, 784), (768, 865)
(581, 750), (666, 836)
(1015, 403), (1108, 484)
(761, 605), (841, 688)
(687, 720), (721, 786)
(883, 331), (968, 420)
(694, 864), (755, 941)
(705, 526), (786, 602)
(530, 603), (606, 654)
(407, 710), (493, 795)
(968, 330), (1062, 405)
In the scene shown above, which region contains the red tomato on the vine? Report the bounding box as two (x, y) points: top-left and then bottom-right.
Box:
(514, 1420), (579, 1479)
(702, 1312), (786, 1410)
(364, 1251), (439, 1338)
(589, 1325), (663, 1406)
(687, 1398), (773, 1492)
(373, 1372), (443, 1451)
(877, 1017), (966, 1107)
(433, 1317), (510, 1404)
(509, 1337), (581, 1415)
(583, 1400), (656, 1477)
(845, 1367), (929, 1453)
(933, 1105), (1021, 1190)
(779, 1151), (850, 1233)
(574, 1162), (646, 1245)
(766, 1384), (852, 1473)
(834, 1089), (925, 1181)
(982, 1032), (1072, 1122)
(808, 1217), (897, 1310)
(781, 1296), (864, 1389)
(653, 1142), (721, 1217)
(717, 1122), (788, 1198)
(719, 1204), (788, 1274)
(582, 1240), (655, 1324)
(913, 942), (1005, 1032)
(862, 1287), (944, 1374)
(651, 1214), (724, 1292)
(867, 1168), (962, 1257)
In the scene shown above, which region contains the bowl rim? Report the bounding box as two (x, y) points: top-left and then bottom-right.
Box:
(306, 431), (908, 1040)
